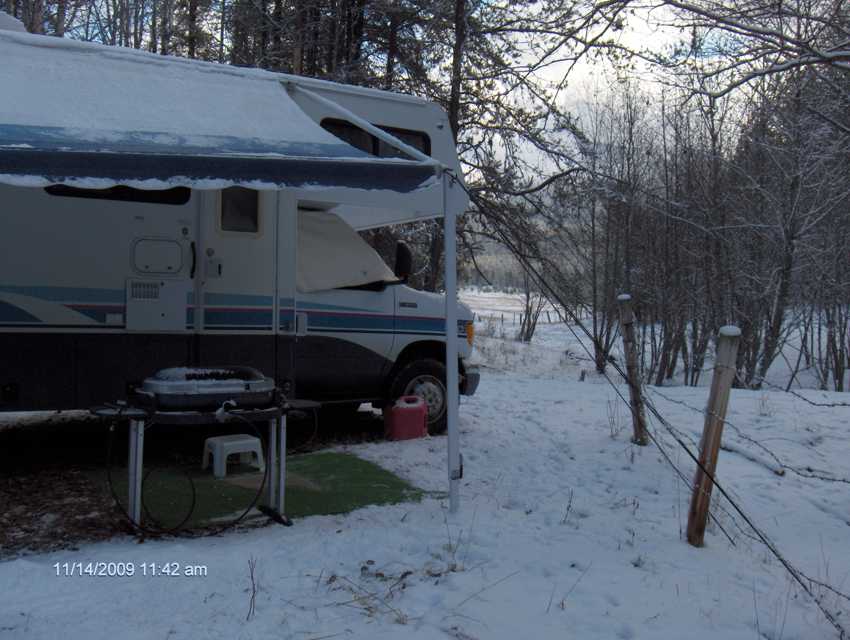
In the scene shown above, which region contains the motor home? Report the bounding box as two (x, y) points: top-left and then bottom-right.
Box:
(0, 27), (478, 434)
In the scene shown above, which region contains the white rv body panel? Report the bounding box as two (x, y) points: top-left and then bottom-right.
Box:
(0, 181), (475, 411)
(0, 30), (477, 416)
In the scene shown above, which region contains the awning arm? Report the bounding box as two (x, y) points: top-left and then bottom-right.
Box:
(283, 81), (443, 169)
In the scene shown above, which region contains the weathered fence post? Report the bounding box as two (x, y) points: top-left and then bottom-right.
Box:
(617, 294), (648, 446)
(687, 325), (741, 547)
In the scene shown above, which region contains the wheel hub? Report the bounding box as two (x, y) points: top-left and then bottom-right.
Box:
(404, 375), (445, 422)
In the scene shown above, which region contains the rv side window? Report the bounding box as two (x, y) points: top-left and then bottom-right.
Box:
(220, 187), (259, 233)
(377, 126), (431, 158)
(44, 185), (191, 205)
(320, 118), (431, 159)
(321, 119), (373, 155)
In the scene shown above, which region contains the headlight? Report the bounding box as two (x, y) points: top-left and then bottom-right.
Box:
(465, 320), (475, 346)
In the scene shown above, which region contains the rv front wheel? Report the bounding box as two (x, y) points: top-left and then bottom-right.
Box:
(389, 359), (447, 435)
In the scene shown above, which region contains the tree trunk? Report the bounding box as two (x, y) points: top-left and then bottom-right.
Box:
(150, 0), (158, 52)
(258, 0), (269, 66)
(54, 0), (65, 36)
(384, 9), (399, 90)
(271, 0), (282, 69)
(757, 238), (794, 382)
(424, 225), (443, 292)
(349, 0), (365, 63)
(24, 0), (44, 33)
(187, 0), (198, 58)
(447, 0), (466, 141)
(218, 0), (225, 62)
(425, 0), (468, 291)
(159, 0), (170, 55)
(292, 0), (304, 73)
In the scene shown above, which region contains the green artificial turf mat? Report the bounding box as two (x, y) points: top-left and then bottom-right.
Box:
(101, 452), (423, 529)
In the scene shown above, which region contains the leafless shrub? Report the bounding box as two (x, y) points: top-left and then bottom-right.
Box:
(607, 398), (624, 439)
(246, 555), (258, 621)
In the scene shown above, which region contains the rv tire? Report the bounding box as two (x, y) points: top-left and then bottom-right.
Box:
(389, 358), (447, 435)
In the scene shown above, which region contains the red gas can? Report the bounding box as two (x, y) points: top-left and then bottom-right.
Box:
(384, 395), (428, 441)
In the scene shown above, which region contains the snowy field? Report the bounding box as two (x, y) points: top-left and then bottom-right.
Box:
(1, 292), (849, 639)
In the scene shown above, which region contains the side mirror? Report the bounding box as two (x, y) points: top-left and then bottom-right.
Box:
(394, 242), (413, 282)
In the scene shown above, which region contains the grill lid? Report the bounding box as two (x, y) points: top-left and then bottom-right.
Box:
(136, 366), (276, 410)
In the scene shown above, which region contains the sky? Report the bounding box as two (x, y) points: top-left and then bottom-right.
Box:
(535, 4), (685, 111)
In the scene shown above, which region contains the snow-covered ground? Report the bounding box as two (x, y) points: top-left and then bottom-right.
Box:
(1, 292), (848, 639)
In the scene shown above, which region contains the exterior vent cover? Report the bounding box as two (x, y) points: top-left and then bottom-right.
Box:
(126, 278), (191, 332)
(130, 281), (161, 300)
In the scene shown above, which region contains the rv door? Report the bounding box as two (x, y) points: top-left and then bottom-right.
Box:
(196, 188), (278, 377)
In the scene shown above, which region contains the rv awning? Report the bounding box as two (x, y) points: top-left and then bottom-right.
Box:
(0, 31), (437, 195)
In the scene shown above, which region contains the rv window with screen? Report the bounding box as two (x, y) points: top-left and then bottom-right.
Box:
(44, 185), (191, 205)
(220, 187), (259, 233)
(320, 118), (431, 158)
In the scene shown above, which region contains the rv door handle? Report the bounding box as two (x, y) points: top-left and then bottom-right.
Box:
(189, 241), (197, 279)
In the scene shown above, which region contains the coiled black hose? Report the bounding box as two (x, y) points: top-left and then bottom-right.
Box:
(105, 407), (270, 538)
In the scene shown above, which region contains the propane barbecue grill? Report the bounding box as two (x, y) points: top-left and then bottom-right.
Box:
(133, 366), (276, 410)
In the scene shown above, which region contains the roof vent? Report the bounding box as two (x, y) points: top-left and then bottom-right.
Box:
(0, 11), (26, 32)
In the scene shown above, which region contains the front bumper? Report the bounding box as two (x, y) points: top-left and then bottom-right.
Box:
(460, 363), (480, 396)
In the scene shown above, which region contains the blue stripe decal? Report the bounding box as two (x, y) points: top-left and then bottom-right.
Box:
(0, 286), (467, 336)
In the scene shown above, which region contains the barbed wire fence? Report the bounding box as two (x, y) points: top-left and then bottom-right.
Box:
(456, 177), (849, 638)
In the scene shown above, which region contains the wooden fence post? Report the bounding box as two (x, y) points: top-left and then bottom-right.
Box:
(687, 325), (741, 547)
(617, 294), (648, 446)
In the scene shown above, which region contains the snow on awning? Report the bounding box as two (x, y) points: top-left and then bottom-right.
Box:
(0, 31), (436, 193)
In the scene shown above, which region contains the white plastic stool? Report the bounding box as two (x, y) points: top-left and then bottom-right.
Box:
(202, 434), (265, 479)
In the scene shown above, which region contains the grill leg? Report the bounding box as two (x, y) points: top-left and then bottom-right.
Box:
(266, 418), (276, 508)
(259, 415), (291, 526)
(276, 414), (286, 515)
(128, 419), (144, 527)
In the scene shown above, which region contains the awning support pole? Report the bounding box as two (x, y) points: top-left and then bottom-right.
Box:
(443, 171), (460, 513)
